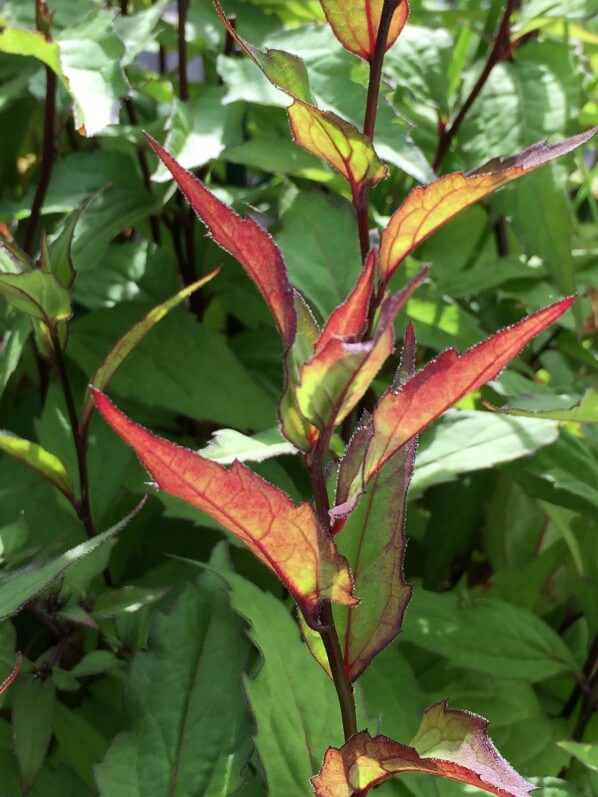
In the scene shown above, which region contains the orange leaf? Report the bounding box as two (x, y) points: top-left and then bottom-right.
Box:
(92, 390), (356, 626)
(288, 102), (387, 196)
(359, 296), (575, 489)
(321, 0), (409, 62)
(379, 128), (598, 281)
(146, 136), (296, 348)
(312, 702), (535, 797)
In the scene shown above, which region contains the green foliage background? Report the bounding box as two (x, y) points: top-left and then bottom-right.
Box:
(0, 0), (597, 795)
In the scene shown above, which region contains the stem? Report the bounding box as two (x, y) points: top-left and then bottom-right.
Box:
(355, 0), (402, 261)
(49, 325), (95, 541)
(23, 66), (57, 255)
(433, 0), (516, 171)
(177, 0), (189, 102)
(493, 216), (509, 256)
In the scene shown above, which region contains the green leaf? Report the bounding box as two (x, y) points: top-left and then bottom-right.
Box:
(224, 572), (345, 794)
(199, 427), (297, 464)
(495, 388), (598, 424)
(401, 589), (578, 681)
(12, 675), (56, 789)
(0, 271), (71, 323)
(57, 11), (128, 136)
(92, 585), (168, 620)
(152, 88), (244, 181)
(557, 741), (598, 772)
(0, 501), (144, 621)
(114, 0), (170, 66)
(0, 26), (62, 75)
(276, 191), (361, 318)
(68, 303), (276, 430)
(0, 431), (74, 499)
(0, 312), (29, 398)
(95, 560), (251, 797)
(410, 410), (560, 496)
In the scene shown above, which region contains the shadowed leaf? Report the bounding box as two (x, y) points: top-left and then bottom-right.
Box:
(0, 653), (22, 697)
(312, 701), (535, 797)
(0, 271), (71, 324)
(288, 101), (387, 195)
(321, 0), (410, 62)
(360, 297), (575, 490)
(146, 136), (296, 348)
(92, 390), (356, 626)
(379, 128), (598, 281)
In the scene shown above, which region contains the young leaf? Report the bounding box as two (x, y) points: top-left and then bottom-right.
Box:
(79, 270), (219, 433)
(213, 0), (313, 103)
(295, 267), (428, 433)
(320, 0), (410, 62)
(0, 271), (71, 324)
(288, 101), (388, 196)
(360, 296), (575, 489)
(379, 128), (598, 281)
(312, 701), (535, 797)
(333, 326), (417, 681)
(92, 390), (356, 625)
(0, 501), (144, 621)
(146, 137), (296, 348)
(0, 432), (74, 501)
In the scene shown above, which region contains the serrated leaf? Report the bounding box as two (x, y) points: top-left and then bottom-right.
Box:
(92, 390), (356, 626)
(214, 0), (313, 102)
(0, 501), (144, 621)
(94, 566), (250, 797)
(379, 128), (598, 281)
(288, 100), (387, 194)
(321, 0), (410, 62)
(0, 432), (74, 500)
(147, 136), (296, 348)
(79, 270), (219, 432)
(359, 297), (575, 492)
(0, 26), (62, 74)
(0, 271), (71, 323)
(312, 701), (535, 797)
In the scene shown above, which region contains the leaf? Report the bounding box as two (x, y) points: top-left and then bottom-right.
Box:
(288, 101), (388, 195)
(0, 431), (74, 500)
(199, 427), (297, 464)
(92, 390), (356, 626)
(12, 675), (56, 790)
(557, 742), (598, 772)
(46, 192), (99, 289)
(95, 563), (250, 797)
(312, 701), (535, 797)
(79, 270), (219, 432)
(400, 589), (578, 682)
(0, 26), (62, 74)
(0, 652), (22, 697)
(295, 267), (428, 433)
(490, 388), (598, 425)
(57, 11), (129, 136)
(379, 128), (598, 281)
(320, 0), (410, 62)
(147, 136), (296, 348)
(0, 271), (71, 323)
(360, 297), (575, 492)
(0, 313), (30, 398)
(0, 501), (144, 621)
(214, 0), (313, 102)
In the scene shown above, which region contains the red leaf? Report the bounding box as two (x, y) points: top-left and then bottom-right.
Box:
(312, 702), (535, 797)
(146, 136), (296, 348)
(360, 297), (575, 488)
(321, 0), (410, 62)
(92, 390), (356, 626)
(379, 128), (598, 282)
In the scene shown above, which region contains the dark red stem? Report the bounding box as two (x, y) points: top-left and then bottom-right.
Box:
(433, 0), (516, 171)
(23, 66), (57, 255)
(177, 0), (189, 102)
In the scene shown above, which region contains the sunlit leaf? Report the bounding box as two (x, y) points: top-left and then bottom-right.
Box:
(80, 270), (219, 432)
(147, 136), (296, 348)
(379, 128), (598, 281)
(199, 427), (297, 464)
(312, 701), (535, 797)
(92, 390), (356, 625)
(489, 388), (598, 425)
(0, 271), (71, 324)
(360, 297), (575, 490)
(320, 0), (410, 62)
(288, 101), (387, 195)
(0, 431), (74, 500)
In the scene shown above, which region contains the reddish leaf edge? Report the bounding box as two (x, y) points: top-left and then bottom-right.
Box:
(0, 652), (23, 696)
